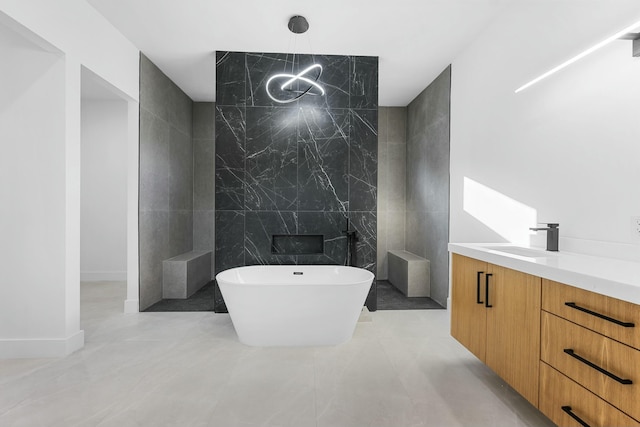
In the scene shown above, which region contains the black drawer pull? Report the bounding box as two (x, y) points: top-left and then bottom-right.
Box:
(563, 349), (633, 385)
(561, 406), (590, 427)
(476, 271), (484, 304)
(565, 302), (635, 327)
(485, 274), (493, 308)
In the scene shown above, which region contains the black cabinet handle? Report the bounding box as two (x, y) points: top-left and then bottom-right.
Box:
(485, 273), (493, 308)
(561, 406), (590, 427)
(476, 271), (484, 304)
(565, 302), (635, 327)
(563, 349), (633, 385)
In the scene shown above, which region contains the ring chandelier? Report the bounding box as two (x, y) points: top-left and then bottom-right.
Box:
(265, 15), (325, 104)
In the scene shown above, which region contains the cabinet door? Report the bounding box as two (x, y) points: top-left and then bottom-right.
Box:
(451, 254), (488, 362)
(486, 264), (541, 407)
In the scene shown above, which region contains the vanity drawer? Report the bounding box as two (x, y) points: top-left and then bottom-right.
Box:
(540, 362), (640, 427)
(541, 311), (640, 421)
(542, 279), (639, 350)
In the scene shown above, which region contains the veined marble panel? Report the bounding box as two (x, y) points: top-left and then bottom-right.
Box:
(296, 54), (350, 109)
(216, 52), (246, 107)
(350, 211), (377, 274)
(245, 107), (298, 211)
(350, 56), (379, 109)
(246, 52), (295, 107)
(215, 106), (245, 211)
(350, 109), (378, 212)
(214, 210), (245, 275)
(298, 108), (349, 212)
(297, 212), (349, 265)
(245, 211), (297, 266)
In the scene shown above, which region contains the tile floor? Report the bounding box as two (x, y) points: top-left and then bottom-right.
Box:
(0, 282), (555, 427)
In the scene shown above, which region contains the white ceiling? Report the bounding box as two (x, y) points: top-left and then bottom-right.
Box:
(87, 0), (520, 106)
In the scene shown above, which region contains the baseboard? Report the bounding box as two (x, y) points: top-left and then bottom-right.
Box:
(124, 299), (139, 313)
(0, 330), (84, 359)
(80, 271), (127, 282)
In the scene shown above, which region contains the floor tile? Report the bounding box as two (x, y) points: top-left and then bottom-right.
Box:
(0, 282), (556, 427)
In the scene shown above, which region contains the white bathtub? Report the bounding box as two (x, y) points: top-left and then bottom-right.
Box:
(216, 265), (374, 347)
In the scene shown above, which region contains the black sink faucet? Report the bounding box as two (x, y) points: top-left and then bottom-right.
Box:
(529, 223), (559, 251)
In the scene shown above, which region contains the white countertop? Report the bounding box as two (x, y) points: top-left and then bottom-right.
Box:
(448, 243), (640, 305)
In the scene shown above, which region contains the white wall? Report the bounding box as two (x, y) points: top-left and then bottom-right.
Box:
(81, 100), (128, 281)
(0, 27), (74, 356)
(0, 0), (138, 100)
(450, 1), (640, 261)
(0, 1), (139, 357)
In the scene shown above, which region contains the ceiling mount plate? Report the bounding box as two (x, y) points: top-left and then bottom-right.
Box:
(288, 16), (309, 34)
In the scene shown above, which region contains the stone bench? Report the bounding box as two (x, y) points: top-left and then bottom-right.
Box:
(388, 250), (430, 297)
(162, 250), (212, 299)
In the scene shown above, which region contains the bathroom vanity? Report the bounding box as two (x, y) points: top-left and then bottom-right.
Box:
(449, 243), (640, 427)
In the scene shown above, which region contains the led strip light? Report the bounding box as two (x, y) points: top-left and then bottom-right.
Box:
(515, 19), (640, 93)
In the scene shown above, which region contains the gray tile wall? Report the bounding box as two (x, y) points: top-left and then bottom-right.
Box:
(377, 107), (407, 280)
(192, 102), (215, 276)
(139, 53), (194, 311)
(405, 66), (451, 307)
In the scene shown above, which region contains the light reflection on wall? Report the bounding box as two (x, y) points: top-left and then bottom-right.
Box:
(463, 177), (537, 245)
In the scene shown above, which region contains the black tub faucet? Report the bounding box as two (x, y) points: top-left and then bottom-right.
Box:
(529, 223), (559, 251)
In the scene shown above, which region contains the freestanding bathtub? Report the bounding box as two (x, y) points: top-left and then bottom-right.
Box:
(216, 265), (374, 347)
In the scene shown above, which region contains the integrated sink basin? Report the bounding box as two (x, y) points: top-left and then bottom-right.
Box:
(483, 245), (554, 258)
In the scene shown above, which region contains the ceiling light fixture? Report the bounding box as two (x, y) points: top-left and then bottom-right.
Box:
(515, 19), (640, 94)
(265, 15), (325, 104)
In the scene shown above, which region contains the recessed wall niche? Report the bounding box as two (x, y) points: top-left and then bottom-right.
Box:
(214, 51), (379, 311)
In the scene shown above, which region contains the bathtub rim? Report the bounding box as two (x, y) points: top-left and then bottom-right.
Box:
(215, 265), (375, 287)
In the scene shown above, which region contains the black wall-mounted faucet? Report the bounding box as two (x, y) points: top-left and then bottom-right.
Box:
(529, 223), (559, 251)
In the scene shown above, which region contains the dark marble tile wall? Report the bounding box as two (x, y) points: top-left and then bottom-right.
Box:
(215, 51), (378, 310)
(406, 66), (451, 308)
(139, 54), (194, 311)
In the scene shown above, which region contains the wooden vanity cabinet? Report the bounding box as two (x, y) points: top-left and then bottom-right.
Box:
(540, 279), (640, 425)
(451, 251), (640, 425)
(451, 254), (541, 406)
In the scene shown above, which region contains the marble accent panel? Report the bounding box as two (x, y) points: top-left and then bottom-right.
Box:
(246, 52), (292, 107)
(215, 51), (378, 311)
(296, 54), (350, 109)
(214, 210), (245, 275)
(245, 211), (297, 266)
(215, 106), (245, 210)
(298, 108), (349, 212)
(216, 52), (246, 107)
(245, 107), (298, 211)
(297, 212), (349, 265)
(350, 211), (377, 274)
(350, 56), (379, 109)
(350, 109), (378, 212)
